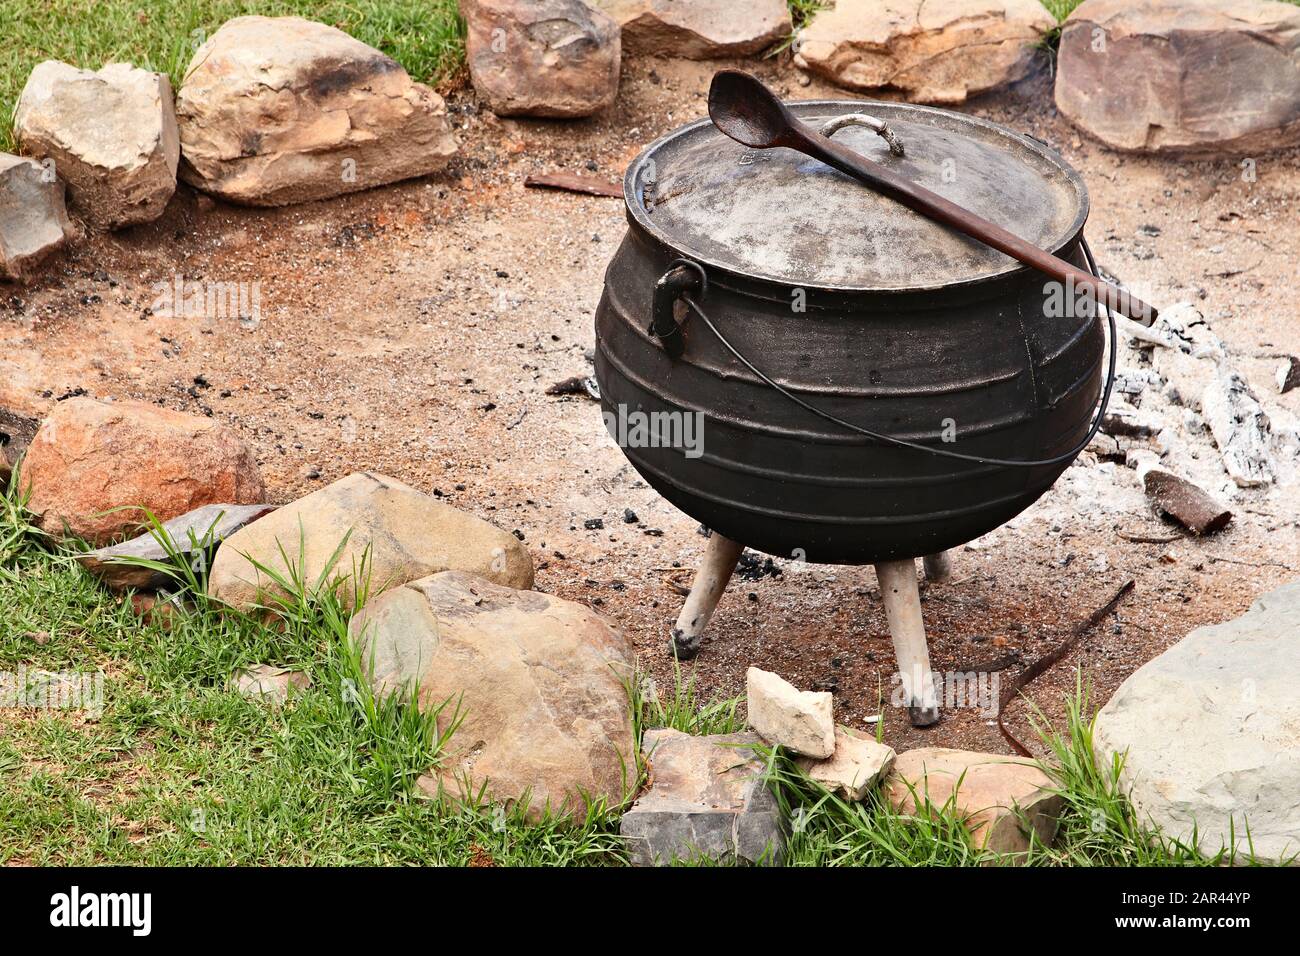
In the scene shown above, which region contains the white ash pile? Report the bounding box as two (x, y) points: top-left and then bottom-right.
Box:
(1042, 301), (1299, 537)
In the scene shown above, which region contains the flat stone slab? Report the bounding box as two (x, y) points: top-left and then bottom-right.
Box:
(620, 728), (784, 866)
(79, 503), (276, 592)
(229, 664), (311, 707)
(1055, 0), (1300, 155)
(797, 725), (896, 801)
(599, 0), (791, 58)
(1094, 581), (1300, 862)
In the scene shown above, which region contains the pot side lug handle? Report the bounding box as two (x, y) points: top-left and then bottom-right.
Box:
(649, 259), (708, 359)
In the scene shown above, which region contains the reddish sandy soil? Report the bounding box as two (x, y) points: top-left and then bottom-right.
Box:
(3, 54), (1297, 754)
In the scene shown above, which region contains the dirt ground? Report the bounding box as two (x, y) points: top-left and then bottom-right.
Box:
(3, 54), (1297, 755)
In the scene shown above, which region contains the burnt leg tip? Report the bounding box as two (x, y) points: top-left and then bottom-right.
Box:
(908, 704), (941, 728)
(668, 628), (701, 660)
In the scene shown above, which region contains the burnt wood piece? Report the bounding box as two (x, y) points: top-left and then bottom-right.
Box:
(0, 407), (39, 484)
(1143, 469), (1232, 535)
(524, 172), (622, 198)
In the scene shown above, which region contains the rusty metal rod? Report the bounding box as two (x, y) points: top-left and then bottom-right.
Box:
(707, 70), (1158, 326)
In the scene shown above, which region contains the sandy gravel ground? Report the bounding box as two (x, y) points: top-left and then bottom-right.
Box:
(3, 55), (1297, 754)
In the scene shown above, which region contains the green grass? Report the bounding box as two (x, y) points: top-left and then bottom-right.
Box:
(1, 0), (466, 152)
(0, 472), (1273, 866)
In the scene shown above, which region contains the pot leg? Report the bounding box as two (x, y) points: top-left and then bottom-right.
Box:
(922, 550), (952, 584)
(669, 533), (744, 660)
(875, 558), (940, 728)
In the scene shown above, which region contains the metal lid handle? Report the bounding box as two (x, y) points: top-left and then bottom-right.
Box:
(819, 113), (905, 157)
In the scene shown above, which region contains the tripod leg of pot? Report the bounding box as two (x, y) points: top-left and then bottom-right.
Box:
(875, 558), (940, 727)
(669, 533), (744, 660)
(922, 550), (952, 584)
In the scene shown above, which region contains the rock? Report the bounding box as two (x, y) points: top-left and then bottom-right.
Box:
(796, 725), (896, 801)
(598, 0), (791, 58)
(208, 472), (531, 612)
(352, 570), (636, 821)
(21, 398), (266, 546)
(1055, 0), (1300, 155)
(1094, 582), (1300, 863)
(746, 666), (835, 758)
(1, 406), (39, 485)
(1277, 356), (1300, 395)
(229, 664), (311, 706)
(175, 16), (458, 206)
(0, 153), (75, 282)
(1201, 369), (1274, 488)
(79, 503), (276, 592)
(461, 0), (621, 118)
(14, 61), (179, 230)
(620, 728), (784, 865)
(793, 0), (1054, 104)
(886, 747), (1063, 854)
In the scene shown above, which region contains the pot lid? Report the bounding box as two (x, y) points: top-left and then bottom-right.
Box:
(626, 100), (1088, 292)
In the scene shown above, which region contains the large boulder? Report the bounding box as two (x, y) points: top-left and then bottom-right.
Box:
(175, 16), (458, 206)
(14, 61), (179, 230)
(598, 0), (791, 58)
(21, 398), (266, 546)
(793, 0), (1055, 104)
(208, 472), (532, 612)
(352, 570), (636, 821)
(1094, 582), (1300, 863)
(886, 748), (1063, 855)
(461, 0), (621, 118)
(1055, 0), (1300, 155)
(620, 728), (784, 866)
(0, 154), (75, 282)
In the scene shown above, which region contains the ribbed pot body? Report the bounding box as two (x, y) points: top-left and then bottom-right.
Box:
(594, 226), (1103, 565)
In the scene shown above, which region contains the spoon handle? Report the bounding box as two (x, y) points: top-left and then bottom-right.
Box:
(792, 127), (1158, 325)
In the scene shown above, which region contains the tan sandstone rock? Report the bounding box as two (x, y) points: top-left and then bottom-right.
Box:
(20, 398), (266, 546)
(796, 725), (896, 801)
(0, 154), (75, 282)
(746, 666), (835, 758)
(462, 0), (621, 118)
(176, 16), (458, 206)
(352, 570), (637, 821)
(887, 747), (1063, 854)
(207, 472), (532, 612)
(599, 0), (791, 58)
(1055, 0), (1300, 155)
(15, 61), (179, 230)
(793, 0), (1055, 104)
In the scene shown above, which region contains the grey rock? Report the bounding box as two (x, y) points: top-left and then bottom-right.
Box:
(620, 728), (784, 866)
(15, 61), (179, 230)
(79, 503), (276, 592)
(0, 153), (75, 282)
(1094, 581), (1300, 862)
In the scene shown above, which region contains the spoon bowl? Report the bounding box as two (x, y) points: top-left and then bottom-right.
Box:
(707, 69), (803, 149)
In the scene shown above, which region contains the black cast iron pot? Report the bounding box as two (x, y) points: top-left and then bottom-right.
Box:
(594, 100), (1103, 565)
